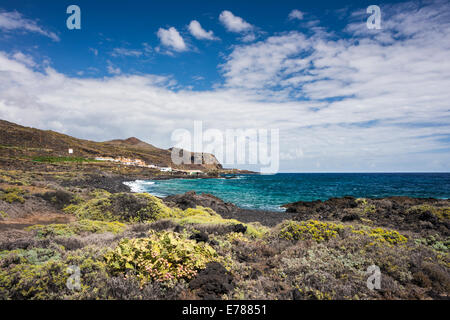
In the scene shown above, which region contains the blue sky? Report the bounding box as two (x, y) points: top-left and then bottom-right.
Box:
(0, 0), (384, 86)
(0, 0), (449, 172)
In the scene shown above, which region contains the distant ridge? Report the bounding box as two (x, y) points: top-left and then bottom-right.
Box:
(0, 119), (222, 170)
(105, 137), (158, 151)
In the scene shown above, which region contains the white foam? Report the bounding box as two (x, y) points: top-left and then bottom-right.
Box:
(123, 180), (155, 193)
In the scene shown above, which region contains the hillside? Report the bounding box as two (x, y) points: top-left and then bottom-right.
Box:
(0, 119), (222, 170)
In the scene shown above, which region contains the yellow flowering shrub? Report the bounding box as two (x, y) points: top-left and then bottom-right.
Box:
(352, 227), (408, 245)
(279, 220), (345, 242)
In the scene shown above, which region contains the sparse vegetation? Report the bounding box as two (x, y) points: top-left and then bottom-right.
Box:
(0, 187), (26, 204)
(279, 220), (345, 242)
(104, 231), (218, 285)
(0, 119), (449, 300)
(26, 220), (126, 238)
(32, 156), (99, 163)
(407, 205), (450, 221)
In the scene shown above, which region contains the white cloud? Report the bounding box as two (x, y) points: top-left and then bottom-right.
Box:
(280, 147), (304, 160)
(111, 47), (143, 57)
(0, 1), (449, 172)
(11, 52), (36, 67)
(89, 48), (98, 56)
(288, 9), (304, 20)
(0, 10), (59, 41)
(188, 20), (218, 40)
(240, 33), (257, 42)
(106, 61), (121, 75)
(217, 1), (450, 171)
(192, 75), (205, 81)
(219, 10), (253, 33)
(157, 27), (187, 52)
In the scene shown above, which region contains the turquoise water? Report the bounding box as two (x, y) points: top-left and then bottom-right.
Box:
(124, 173), (450, 211)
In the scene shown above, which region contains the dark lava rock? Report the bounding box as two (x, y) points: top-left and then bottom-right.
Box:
(189, 262), (234, 300)
(282, 196), (449, 237)
(341, 213), (361, 222)
(418, 211), (439, 224)
(36, 190), (74, 209)
(163, 191), (238, 214)
(61, 173), (130, 193)
(292, 289), (302, 300)
(189, 231), (209, 242)
(208, 239), (219, 246)
(282, 196), (358, 215)
(108, 193), (153, 222)
(229, 223), (247, 234)
(164, 191), (295, 227)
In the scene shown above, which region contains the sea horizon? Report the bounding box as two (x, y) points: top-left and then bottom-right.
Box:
(126, 172), (450, 211)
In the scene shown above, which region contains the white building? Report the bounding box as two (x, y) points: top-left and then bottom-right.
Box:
(187, 170), (204, 175)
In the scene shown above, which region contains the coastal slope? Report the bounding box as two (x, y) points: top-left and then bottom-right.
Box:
(0, 119), (221, 171)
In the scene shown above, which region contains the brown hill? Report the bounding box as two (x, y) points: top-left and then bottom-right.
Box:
(0, 119), (222, 170)
(105, 137), (159, 151)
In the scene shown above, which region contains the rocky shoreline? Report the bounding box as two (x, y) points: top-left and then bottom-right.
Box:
(0, 169), (449, 300)
(60, 172), (450, 233)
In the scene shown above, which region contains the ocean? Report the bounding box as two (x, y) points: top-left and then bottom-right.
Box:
(124, 173), (450, 212)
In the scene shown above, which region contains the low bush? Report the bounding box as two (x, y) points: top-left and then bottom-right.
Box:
(172, 207), (268, 239)
(407, 205), (450, 221)
(352, 227), (408, 245)
(104, 231), (218, 285)
(279, 220), (345, 242)
(0, 246), (110, 299)
(0, 187), (26, 204)
(279, 220), (408, 245)
(68, 192), (177, 223)
(37, 190), (77, 209)
(68, 191), (268, 238)
(26, 220), (126, 238)
(414, 235), (449, 252)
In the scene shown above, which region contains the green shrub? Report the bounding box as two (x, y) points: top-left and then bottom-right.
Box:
(0, 247), (109, 300)
(170, 206), (268, 239)
(407, 205), (450, 221)
(104, 231), (218, 284)
(67, 192), (268, 238)
(0, 187), (26, 204)
(69, 192), (176, 223)
(352, 227), (408, 245)
(279, 220), (345, 242)
(356, 198), (376, 214)
(415, 235), (449, 252)
(62, 204), (79, 215)
(279, 220), (408, 245)
(0, 260), (68, 299)
(0, 248), (61, 266)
